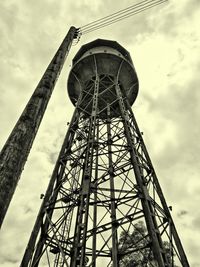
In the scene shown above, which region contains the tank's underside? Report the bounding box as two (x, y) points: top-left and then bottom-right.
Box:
(68, 52), (138, 117)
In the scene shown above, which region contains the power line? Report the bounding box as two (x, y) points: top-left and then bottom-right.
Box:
(81, 0), (156, 30)
(78, 0), (167, 35)
(80, 0), (167, 34)
(82, 1), (167, 35)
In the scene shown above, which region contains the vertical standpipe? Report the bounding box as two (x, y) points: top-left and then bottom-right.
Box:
(0, 26), (77, 228)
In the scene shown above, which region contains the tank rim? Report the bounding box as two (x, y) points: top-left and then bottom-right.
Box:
(72, 38), (132, 65)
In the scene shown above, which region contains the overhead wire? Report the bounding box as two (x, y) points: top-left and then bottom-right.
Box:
(78, 0), (167, 35)
(81, 0), (167, 34)
(82, 1), (167, 35)
(81, 0), (155, 30)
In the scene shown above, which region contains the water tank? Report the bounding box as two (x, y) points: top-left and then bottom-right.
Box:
(67, 39), (139, 117)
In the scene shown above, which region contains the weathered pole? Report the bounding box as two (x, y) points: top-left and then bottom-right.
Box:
(0, 26), (77, 228)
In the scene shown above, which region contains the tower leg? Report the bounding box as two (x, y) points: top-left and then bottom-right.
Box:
(115, 82), (168, 267)
(20, 104), (81, 267)
(124, 96), (190, 267)
(107, 104), (119, 267)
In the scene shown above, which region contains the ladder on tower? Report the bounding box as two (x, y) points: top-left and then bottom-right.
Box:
(53, 143), (84, 267)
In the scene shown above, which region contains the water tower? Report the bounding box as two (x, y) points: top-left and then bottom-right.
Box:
(21, 39), (189, 267)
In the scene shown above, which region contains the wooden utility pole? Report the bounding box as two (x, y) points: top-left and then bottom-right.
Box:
(0, 26), (77, 228)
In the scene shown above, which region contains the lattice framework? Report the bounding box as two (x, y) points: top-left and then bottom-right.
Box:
(21, 74), (188, 267)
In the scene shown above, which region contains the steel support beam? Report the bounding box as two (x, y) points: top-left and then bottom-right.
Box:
(107, 105), (119, 267)
(20, 94), (82, 267)
(124, 96), (190, 267)
(115, 81), (167, 267)
(92, 121), (99, 267)
(70, 74), (99, 267)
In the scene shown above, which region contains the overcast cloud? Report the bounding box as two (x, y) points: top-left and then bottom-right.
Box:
(0, 1), (200, 266)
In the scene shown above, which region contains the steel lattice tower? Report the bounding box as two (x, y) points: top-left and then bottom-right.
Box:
(21, 39), (189, 267)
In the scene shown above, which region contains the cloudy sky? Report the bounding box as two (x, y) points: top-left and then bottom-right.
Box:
(0, 0), (199, 266)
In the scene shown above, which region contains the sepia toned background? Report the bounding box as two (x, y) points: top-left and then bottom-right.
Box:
(0, 0), (199, 266)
